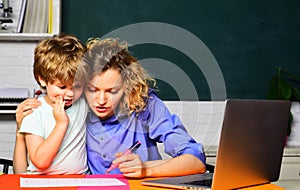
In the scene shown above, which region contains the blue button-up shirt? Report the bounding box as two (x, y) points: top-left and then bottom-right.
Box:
(86, 91), (206, 174)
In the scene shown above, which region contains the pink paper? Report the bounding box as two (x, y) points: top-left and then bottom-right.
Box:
(78, 174), (130, 190)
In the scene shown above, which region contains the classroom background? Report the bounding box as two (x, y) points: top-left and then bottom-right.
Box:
(0, 0), (299, 180)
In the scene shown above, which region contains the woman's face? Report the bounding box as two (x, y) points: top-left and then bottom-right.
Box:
(84, 69), (124, 120)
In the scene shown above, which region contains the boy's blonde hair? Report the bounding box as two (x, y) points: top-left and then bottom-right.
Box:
(83, 37), (156, 115)
(34, 34), (88, 89)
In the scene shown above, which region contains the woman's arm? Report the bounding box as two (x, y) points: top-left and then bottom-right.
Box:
(143, 154), (206, 177)
(13, 130), (28, 174)
(115, 153), (206, 178)
(13, 98), (41, 173)
(117, 96), (206, 178)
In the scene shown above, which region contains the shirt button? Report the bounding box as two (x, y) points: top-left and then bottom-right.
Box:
(100, 137), (104, 140)
(103, 154), (106, 158)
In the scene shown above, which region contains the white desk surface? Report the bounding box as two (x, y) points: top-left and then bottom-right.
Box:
(274, 180), (300, 190)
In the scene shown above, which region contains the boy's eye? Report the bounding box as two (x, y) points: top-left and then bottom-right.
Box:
(59, 86), (67, 89)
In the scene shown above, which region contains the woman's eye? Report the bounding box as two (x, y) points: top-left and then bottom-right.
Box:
(87, 87), (96, 92)
(110, 89), (119, 94)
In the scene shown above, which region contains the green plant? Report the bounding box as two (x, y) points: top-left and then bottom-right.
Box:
(267, 66), (300, 136)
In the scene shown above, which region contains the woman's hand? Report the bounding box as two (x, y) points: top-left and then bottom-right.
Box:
(115, 154), (206, 178)
(114, 152), (146, 178)
(16, 98), (41, 130)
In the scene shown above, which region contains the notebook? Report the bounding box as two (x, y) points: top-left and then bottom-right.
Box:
(141, 99), (291, 190)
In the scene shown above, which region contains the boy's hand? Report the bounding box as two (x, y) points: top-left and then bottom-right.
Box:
(53, 96), (69, 126)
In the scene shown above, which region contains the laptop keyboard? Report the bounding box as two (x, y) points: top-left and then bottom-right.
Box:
(181, 179), (212, 186)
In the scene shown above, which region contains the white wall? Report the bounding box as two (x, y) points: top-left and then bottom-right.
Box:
(0, 42), (38, 94)
(0, 41), (38, 168)
(289, 102), (300, 146)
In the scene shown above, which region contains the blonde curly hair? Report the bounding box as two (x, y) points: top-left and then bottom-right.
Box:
(83, 37), (156, 115)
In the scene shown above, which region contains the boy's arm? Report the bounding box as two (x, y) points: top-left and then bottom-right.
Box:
(25, 123), (68, 169)
(25, 96), (69, 169)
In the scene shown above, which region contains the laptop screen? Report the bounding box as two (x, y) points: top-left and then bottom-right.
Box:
(142, 99), (291, 190)
(212, 99), (291, 189)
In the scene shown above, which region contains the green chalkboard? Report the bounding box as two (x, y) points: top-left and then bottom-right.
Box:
(62, 0), (300, 101)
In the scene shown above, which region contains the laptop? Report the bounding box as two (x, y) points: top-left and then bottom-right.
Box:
(142, 99), (291, 190)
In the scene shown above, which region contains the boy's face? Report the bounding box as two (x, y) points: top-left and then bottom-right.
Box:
(43, 79), (84, 107)
(84, 69), (124, 120)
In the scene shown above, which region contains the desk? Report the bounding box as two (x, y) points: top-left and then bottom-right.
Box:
(0, 174), (285, 190)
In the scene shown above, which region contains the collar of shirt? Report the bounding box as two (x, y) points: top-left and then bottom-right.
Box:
(88, 109), (129, 124)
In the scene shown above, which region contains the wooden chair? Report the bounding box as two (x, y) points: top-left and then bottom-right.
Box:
(0, 158), (13, 174)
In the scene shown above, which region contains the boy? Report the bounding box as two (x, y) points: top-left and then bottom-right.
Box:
(16, 34), (89, 174)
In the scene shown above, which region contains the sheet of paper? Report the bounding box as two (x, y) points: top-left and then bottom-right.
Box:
(20, 177), (126, 187)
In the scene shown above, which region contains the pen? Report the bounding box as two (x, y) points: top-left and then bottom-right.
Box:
(105, 141), (141, 173)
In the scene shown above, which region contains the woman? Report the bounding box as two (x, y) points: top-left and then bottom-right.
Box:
(14, 37), (206, 178)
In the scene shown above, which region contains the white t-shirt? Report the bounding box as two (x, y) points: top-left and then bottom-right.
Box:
(19, 96), (88, 174)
